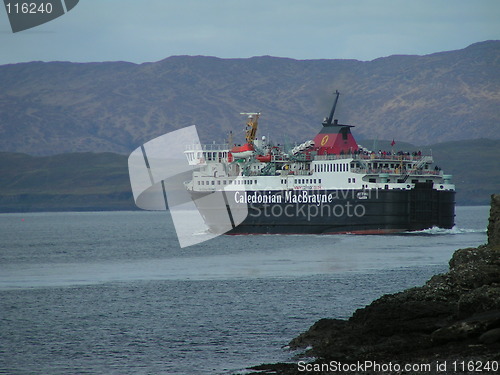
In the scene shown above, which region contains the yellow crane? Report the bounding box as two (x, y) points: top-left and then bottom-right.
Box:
(240, 112), (261, 144)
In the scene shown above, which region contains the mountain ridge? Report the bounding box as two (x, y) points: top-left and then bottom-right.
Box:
(0, 40), (499, 156)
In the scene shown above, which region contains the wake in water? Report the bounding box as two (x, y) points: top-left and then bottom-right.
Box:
(406, 226), (486, 235)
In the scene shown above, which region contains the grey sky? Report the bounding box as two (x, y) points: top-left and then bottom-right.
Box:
(1, 0), (499, 65)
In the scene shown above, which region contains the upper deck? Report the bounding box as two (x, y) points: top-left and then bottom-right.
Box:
(185, 142), (444, 181)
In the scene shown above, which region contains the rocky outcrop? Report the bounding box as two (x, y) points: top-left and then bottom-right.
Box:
(488, 194), (500, 249)
(288, 245), (500, 363)
(247, 195), (500, 374)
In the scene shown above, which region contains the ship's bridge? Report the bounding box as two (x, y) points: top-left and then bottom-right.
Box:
(184, 144), (230, 165)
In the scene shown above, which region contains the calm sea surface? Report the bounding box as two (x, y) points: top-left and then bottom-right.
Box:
(0, 206), (489, 374)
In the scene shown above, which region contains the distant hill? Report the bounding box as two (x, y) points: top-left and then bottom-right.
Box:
(0, 41), (499, 155)
(0, 152), (134, 212)
(428, 139), (500, 205)
(0, 138), (498, 212)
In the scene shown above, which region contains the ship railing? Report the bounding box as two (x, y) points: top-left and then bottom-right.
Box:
(351, 168), (442, 176)
(244, 169), (312, 177)
(288, 154), (314, 162)
(271, 154), (300, 162)
(357, 154), (432, 163)
(185, 144), (229, 151)
(313, 153), (432, 163)
(314, 154), (353, 161)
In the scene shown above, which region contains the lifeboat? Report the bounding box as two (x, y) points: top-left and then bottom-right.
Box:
(256, 154), (271, 162)
(230, 143), (254, 158)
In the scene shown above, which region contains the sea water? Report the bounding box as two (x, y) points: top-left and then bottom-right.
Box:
(0, 206), (489, 374)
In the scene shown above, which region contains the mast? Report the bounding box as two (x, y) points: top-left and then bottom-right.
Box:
(322, 90), (340, 126)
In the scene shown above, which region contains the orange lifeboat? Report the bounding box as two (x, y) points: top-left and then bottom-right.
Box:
(230, 143), (254, 159)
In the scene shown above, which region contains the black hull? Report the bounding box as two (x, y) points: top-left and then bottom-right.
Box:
(190, 183), (455, 235)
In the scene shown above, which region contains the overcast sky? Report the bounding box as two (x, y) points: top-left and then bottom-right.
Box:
(1, 0), (499, 65)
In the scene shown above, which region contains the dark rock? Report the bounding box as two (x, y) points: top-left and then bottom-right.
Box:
(479, 328), (500, 344)
(353, 298), (454, 336)
(246, 362), (297, 375)
(431, 321), (482, 343)
(488, 194), (500, 249)
(431, 310), (500, 344)
(457, 285), (500, 317)
(289, 318), (347, 350)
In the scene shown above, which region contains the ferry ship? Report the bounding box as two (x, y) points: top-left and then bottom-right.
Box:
(184, 92), (455, 234)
